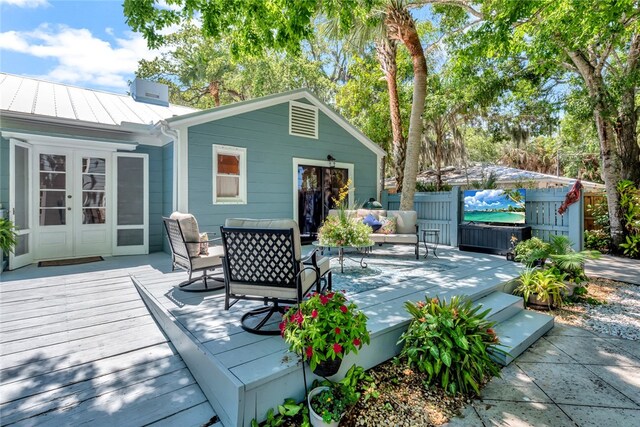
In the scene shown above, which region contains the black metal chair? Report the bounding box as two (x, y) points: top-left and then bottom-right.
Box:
(163, 214), (224, 292)
(220, 219), (321, 335)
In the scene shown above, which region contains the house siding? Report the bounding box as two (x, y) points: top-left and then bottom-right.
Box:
(131, 145), (164, 252)
(187, 100), (378, 233)
(0, 137), (8, 210)
(161, 142), (174, 252)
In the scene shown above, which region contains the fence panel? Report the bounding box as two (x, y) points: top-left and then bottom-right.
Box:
(384, 186), (582, 250)
(584, 191), (606, 231)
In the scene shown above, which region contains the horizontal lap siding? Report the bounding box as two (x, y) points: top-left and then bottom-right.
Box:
(161, 143), (173, 253)
(187, 101), (378, 234)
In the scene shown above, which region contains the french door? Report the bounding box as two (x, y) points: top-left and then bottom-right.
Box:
(297, 165), (349, 235)
(34, 147), (111, 260)
(9, 140), (33, 269)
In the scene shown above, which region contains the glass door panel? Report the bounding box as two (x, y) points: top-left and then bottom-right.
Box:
(39, 154), (67, 226)
(9, 141), (33, 269)
(297, 165), (349, 236)
(81, 157), (106, 224)
(113, 153), (148, 255)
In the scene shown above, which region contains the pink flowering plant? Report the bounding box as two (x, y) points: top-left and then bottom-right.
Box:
(280, 291), (370, 371)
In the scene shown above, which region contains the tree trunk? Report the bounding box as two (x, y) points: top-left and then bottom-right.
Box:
(616, 86), (640, 184)
(435, 120), (443, 190)
(208, 81), (221, 106)
(375, 37), (407, 193)
(386, 6), (427, 211)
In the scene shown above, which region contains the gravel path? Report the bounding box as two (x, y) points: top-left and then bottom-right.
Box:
(554, 277), (640, 340)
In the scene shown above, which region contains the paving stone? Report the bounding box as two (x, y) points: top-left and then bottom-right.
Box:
(559, 404), (640, 427)
(582, 364), (640, 407)
(516, 362), (638, 408)
(546, 324), (600, 338)
(443, 404), (484, 427)
(474, 401), (574, 427)
(480, 364), (552, 403)
(604, 337), (640, 360)
(514, 337), (575, 364)
(543, 335), (640, 366)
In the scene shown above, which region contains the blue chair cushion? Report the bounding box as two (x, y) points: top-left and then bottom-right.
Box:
(362, 214), (382, 232)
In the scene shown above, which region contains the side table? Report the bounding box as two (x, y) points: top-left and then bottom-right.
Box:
(422, 229), (440, 258)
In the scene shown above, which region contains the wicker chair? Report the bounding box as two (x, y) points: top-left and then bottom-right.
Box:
(220, 218), (323, 335)
(162, 213), (224, 292)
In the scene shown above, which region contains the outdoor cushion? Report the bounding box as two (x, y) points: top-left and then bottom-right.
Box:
(388, 210), (418, 234)
(382, 234), (418, 244)
(190, 245), (225, 270)
(170, 212), (201, 257)
(362, 214), (383, 232)
(226, 265), (317, 299)
(377, 216), (397, 234)
(199, 232), (209, 255)
(224, 218), (302, 260)
(369, 233), (386, 243)
(356, 209), (386, 219)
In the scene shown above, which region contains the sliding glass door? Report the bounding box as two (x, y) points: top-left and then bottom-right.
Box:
(297, 165), (349, 236)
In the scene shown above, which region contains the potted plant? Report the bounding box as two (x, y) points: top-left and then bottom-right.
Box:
(307, 382), (358, 427)
(0, 218), (18, 274)
(514, 268), (568, 309)
(280, 291), (370, 377)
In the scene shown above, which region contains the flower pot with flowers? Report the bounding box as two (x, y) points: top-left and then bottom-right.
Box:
(307, 381), (358, 427)
(280, 291), (370, 377)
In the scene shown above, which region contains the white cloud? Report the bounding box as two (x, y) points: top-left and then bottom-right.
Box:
(0, 24), (160, 92)
(464, 189), (505, 209)
(0, 0), (49, 8)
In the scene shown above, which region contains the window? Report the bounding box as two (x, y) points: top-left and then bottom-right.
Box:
(213, 144), (247, 204)
(289, 101), (318, 139)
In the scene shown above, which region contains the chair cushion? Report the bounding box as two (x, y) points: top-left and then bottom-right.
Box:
(383, 234), (418, 244)
(369, 233), (386, 243)
(387, 210), (417, 234)
(199, 232), (209, 255)
(356, 209), (386, 219)
(224, 218), (302, 260)
(170, 212), (201, 257)
(190, 245), (224, 270)
(315, 256), (331, 276)
(227, 265), (317, 299)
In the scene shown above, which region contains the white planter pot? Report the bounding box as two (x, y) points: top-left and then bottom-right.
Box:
(308, 386), (342, 427)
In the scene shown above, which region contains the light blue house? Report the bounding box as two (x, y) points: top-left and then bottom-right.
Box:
(0, 73), (385, 269)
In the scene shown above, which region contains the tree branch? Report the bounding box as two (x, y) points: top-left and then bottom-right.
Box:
(409, 0), (483, 19)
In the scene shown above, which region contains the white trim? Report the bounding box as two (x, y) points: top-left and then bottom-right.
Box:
(289, 100), (318, 139)
(165, 89), (386, 158)
(0, 131), (137, 151)
(112, 152), (149, 255)
(212, 144), (247, 205)
(292, 158), (355, 224)
(376, 156), (382, 200)
(176, 126), (189, 212)
(8, 139), (34, 270)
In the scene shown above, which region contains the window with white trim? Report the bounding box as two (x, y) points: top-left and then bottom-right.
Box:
(212, 145), (247, 204)
(289, 101), (318, 139)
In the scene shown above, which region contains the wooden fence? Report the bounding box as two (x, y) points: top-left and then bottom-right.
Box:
(382, 186), (583, 250)
(583, 191), (607, 231)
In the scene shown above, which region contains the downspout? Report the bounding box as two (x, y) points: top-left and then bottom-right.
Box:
(159, 120), (180, 212)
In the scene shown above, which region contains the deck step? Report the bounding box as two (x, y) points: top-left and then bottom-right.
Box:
(474, 292), (524, 324)
(491, 310), (554, 365)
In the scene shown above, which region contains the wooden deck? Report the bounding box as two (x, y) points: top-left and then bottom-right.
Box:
(132, 246), (528, 427)
(0, 254), (219, 427)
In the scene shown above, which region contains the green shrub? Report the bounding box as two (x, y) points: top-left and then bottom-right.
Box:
(0, 218), (17, 253)
(514, 237), (549, 266)
(616, 180), (640, 258)
(397, 296), (503, 396)
(584, 229), (610, 253)
(546, 235), (600, 282)
(619, 234), (640, 258)
(416, 181), (453, 192)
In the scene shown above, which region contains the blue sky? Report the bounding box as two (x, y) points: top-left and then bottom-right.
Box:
(464, 189), (526, 212)
(0, 0), (159, 93)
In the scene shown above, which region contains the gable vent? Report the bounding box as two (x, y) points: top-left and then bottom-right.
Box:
(289, 101), (318, 139)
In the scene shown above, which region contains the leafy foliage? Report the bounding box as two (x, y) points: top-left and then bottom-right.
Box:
(617, 180), (640, 258)
(397, 296), (503, 396)
(514, 237), (549, 266)
(280, 292), (370, 372)
(0, 219), (17, 253)
(584, 229), (611, 253)
(514, 268), (568, 308)
(250, 398), (308, 427)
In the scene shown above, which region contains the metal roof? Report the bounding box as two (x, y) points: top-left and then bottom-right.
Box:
(0, 73), (196, 127)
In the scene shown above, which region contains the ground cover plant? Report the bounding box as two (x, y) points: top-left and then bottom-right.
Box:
(397, 296), (503, 395)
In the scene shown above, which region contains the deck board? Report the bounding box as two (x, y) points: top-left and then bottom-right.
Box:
(0, 260), (216, 426)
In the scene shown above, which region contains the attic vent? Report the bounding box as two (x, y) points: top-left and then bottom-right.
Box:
(289, 101), (318, 139)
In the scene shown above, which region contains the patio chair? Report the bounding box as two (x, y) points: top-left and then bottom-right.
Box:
(220, 218), (323, 335)
(162, 213), (225, 292)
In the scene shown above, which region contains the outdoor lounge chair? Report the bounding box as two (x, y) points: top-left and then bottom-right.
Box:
(162, 213), (225, 292)
(220, 218), (327, 335)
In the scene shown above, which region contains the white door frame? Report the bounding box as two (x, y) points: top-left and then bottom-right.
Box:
(9, 139), (34, 270)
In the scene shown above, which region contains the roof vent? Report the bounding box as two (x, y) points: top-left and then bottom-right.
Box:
(289, 101), (318, 139)
(131, 78), (169, 107)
